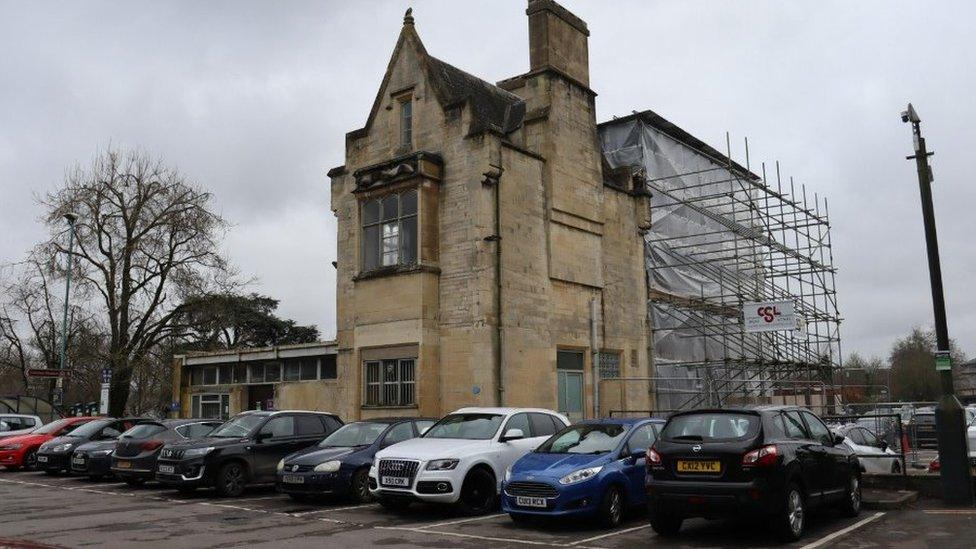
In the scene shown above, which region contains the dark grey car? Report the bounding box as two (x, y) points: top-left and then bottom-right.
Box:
(112, 419), (222, 486)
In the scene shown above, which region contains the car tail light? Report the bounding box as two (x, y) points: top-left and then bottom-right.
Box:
(742, 444), (779, 467)
(929, 457), (940, 471)
(141, 440), (164, 451)
(646, 447), (662, 467)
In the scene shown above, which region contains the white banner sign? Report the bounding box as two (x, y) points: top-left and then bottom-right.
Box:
(99, 383), (110, 415)
(743, 300), (798, 333)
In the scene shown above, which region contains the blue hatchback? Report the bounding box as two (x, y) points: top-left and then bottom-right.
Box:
(502, 418), (664, 527)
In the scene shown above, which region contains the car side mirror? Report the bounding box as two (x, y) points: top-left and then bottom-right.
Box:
(833, 434), (845, 446)
(500, 428), (524, 442)
(626, 448), (645, 463)
(879, 441), (889, 451)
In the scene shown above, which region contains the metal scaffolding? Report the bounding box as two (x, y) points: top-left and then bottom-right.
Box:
(599, 111), (843, 412)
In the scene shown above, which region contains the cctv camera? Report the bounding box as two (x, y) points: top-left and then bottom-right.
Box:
(901, 103), (920, 124)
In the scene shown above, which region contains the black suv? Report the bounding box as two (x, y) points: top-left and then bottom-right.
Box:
(646, 406), (861, 541)
(156, 410), (342, 497)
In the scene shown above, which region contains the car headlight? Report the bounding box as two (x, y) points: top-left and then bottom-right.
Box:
(182, 446), (214, 458)
(425, 459), (459, 471)
(93, 449), (113, 456)
(276, 459), (285, 472)
(0, 443), (23, 450)
(559, 466), (603, 485)
(314, 460), (341, 473)
(53, 443), (74, 453)
(504, 467), (512, 482)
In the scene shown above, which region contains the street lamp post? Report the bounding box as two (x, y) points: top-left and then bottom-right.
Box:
(902, 103), (974, 506)
(55, 212), (78, 406)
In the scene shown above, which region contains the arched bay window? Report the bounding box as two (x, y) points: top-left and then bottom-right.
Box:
(362, 189), (417, 271)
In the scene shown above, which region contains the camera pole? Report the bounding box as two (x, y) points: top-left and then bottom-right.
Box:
(902, 103), (973, 506)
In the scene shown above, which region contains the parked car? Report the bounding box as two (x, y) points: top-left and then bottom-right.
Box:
(931, 409), (976, 474)
(37, 417), (144, 475)
(502, 418), (664, 527)
(0, 416), (97, 470)
(370, 407), (569, 515)
(277, 417), (435, 502)
(112, 419), (222, 486)
(0, 414), (44, 440)
(155, 410), (343, 496)
(646, 406), (861, 541)
(831, 423), (902, 474)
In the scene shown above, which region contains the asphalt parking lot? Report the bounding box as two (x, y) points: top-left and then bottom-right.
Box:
(1, 471), (974, 549)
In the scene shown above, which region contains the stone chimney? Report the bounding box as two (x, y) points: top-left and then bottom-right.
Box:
(526, 0), (590, 87)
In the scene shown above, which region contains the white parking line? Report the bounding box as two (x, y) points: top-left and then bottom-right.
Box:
(798, 512), (885, 549)
(290, 503), (377, 516)
(376, 526), (586, 548)
(568, 524), (650, 545)
(404, 512), (506, 530)
(232, 494), (287, 503)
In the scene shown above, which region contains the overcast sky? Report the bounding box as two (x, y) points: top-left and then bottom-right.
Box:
(1, 1), (973, 361)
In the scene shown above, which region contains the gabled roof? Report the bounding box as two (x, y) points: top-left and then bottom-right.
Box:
(351, 11), (524, 139)
(599, 109), (760, 181)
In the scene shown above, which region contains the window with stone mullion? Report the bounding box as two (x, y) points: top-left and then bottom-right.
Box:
(361, 190), (418, 271)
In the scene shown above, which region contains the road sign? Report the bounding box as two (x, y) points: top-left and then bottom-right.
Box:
(27, 368), (62, 378)
(743, 300), (799, 333)
(101, 368), (112, 383)
(935, 350), (952, 371)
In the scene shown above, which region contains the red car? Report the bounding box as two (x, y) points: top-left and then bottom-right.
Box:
(0, 416), (98, 470)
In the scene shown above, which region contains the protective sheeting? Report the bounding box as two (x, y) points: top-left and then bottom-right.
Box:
(600, 115), (773, 410)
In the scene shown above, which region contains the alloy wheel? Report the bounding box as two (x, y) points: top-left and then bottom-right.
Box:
(849, 476), (861, 511)
(462, 477), (492, 512)
(24, 450), (37, 470)
(608, 489), (622, 525)
(224, 464), (243, 494)
(788, 489), (804, 536)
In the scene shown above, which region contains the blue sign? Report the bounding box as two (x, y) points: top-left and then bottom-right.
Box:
(101, 368), (112, 383)
(170, 402), (180, 411)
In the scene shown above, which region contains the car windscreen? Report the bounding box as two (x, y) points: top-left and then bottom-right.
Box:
(209, 414), (267, 438)
(535, 424), (627, 454)
(33, 418), (80, 435)
(424, 414), (504, 440)
(63, 419), (113, 438)
(319, 422), (386, 447)
(120, 423), (167, 439)
(661, 413), (760, 442)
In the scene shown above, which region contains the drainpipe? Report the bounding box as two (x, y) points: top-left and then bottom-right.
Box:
(590, 297), (600, 418)
(482, 166), (504, 406)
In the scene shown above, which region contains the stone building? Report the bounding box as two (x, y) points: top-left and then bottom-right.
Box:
(170, 1), (691, 420)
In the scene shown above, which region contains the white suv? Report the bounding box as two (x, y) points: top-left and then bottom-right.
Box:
(369, 407), (569, 514)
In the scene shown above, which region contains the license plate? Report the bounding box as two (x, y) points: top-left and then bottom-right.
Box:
(677, 460), (721, 473)
(116, 460), (131, 469)
(72, 456), (85, 465)
(282, 475), (305, 484)
(381, 476), (410, 487)
(158, 464), (175, 474)
(37, 456), (48, 463)
(516, 496), (546, 508)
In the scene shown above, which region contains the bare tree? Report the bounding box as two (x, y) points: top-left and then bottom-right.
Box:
(0, 255), (92, 399)
(41, 148), (234, 415)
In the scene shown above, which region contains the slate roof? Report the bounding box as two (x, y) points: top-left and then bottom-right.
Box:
(426, 55), (525, 135)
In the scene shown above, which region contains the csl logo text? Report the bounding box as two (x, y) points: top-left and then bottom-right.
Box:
(757, 306), (782, 323)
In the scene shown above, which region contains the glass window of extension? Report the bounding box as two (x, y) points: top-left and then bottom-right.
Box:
(400, 98), (412, 147)
(361, 190), (417, 271)
(364, 358), (416, 407)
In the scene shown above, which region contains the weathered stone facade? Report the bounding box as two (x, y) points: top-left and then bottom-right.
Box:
(326, 0), (654, 421)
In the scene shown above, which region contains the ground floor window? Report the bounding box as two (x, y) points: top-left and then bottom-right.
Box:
(364, 358), (416, 407)
(191, 393), (229, 419)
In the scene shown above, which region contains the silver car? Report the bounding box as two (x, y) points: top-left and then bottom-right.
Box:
(0, 414), (44, 440)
